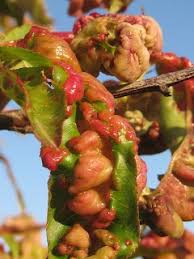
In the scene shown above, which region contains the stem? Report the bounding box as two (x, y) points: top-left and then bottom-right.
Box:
(0, 109), (32, 134)
(111, 67), (194, 98)
(0, 154), (26, 213)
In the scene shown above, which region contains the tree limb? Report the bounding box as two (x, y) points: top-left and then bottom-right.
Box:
(0, 154), (26, 213)
(111, 67), (194, 98)
(0, 68), (193, 134)
(0, 222), (45, 235)
(0, 109), (32, 134)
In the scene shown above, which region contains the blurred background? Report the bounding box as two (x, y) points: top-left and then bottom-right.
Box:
(0, 0), (193, 244)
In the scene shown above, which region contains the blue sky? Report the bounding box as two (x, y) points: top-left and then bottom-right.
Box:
(0, 0), (193, 241)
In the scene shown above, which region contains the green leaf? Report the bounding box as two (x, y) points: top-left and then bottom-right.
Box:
(24, 81), (66, 147)
(3, 234), (20, 259)
(47, 175), (81, 259)
(47, 176), (69, 259)
(109, 140), (139, 258)
(159, 92), (186, 151)
(52, 65), (68, 88)
(0, 46), (52, 68)
(61, 104), (79, 147)
(2, 24), (31, 42)
(15, 67), (44, 81)
(10, 60), (33, 70)
(58, 153), (78, 174)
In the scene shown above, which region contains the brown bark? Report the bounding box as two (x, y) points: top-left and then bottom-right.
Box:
(111, 67), (194, 98)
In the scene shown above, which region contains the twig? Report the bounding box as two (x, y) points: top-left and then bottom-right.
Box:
(111, 67), (194, 98)
(0, 222), (45, 235)
(0, 154), (26, 213)
(0, 109), (32, 134)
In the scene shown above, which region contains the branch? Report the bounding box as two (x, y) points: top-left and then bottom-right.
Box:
(0, 154), (26, 213)
(0, 109), (32, 134)
(0, 68), (193, 134)
(111, 67), (194, 98)
(0, 221), (45, 235)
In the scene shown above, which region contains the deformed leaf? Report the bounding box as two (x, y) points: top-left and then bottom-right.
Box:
(47, 107), (80, 258)
(60, 104), (79, 147)
(0, 66), (49, 107)
(141, 132), (194, 237)
(47, 176), (69, 259)
(47, 175), (81, 258)
(24, 81), (66, 147)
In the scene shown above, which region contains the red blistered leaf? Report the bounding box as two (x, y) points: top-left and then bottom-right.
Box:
(55, 61), (84, 105)
(40, 146), (68, 171)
